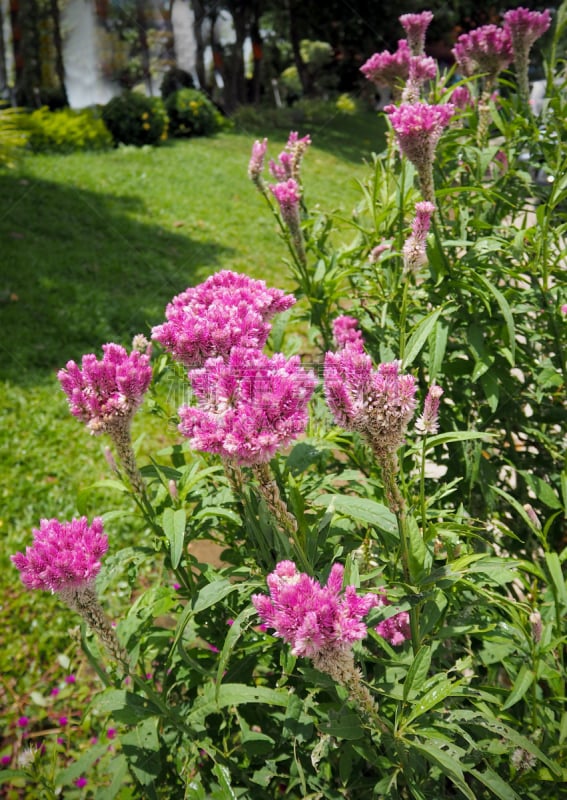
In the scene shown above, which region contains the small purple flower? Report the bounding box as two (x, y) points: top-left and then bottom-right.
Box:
(400, 11), (434, 55)
(65, 674), (76, 685)
(179, 347), (317, 466)
(17, 716), (29, 728)
(360, 40), (412, 94)
(248, 137), (268, 184)
(58, 716), (68, 727)
(58, 343), (152, 435)
(75, 776), (88, 788)
(252, 561), (379, 658)
(451, 85), (474, 110)
(503, 7), (551, 53)
(1, 755), (11, 766)
(11, 517), (107, 593)
(106, 728), (117, 740)
(152, 271), (295, 368)
(452, 25), (513, 81)
(269, 131), (311, 182)
(402, 200), (436, 273)
(51, 687), (60, 696)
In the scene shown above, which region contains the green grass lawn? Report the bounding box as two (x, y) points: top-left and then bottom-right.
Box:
(0, 112), (385, 771)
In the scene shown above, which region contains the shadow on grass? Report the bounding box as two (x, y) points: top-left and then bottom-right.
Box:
(231, 107), (387, 164)
(0, 171), (233, 384)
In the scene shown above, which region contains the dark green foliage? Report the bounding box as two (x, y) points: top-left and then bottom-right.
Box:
(164, 88), (221, 138)
(159, 68), (195, 100)
(102, 91), (168, 147)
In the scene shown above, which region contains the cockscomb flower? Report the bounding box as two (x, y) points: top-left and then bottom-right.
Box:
(385, 102), (454, 202)
(58, 343), (152, 436)
(400, 11), (434, 55)
(402, 200), (436, 273)
(12, 518), (127, 665)
(269, 131), (312, 182)
(152, 271), (295, 368)
(503, 7), (551, 104)
(402, 54), (438, 102)
(252, 560), (378, 658)
(360, 40), (412, 98)
(415, 383), (443, 435)
(324, 350), (417, 460)
(450, 84), (474, 110)
(332, 315), (364, 351)
(375, 591), (411, 646)
(270, 178), (301, 220)
(248, 137), (268, 186)
(11, 517), (107, 593)
(179, 347), (317, 466)
(453, 25), (513, 82)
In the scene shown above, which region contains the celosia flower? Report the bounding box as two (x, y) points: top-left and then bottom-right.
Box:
(17, 716), (29, 728)
(269, 131), (311, 182)
(332, 315), (364, 351)
(385, 102), (454, 202)
(324, 351), (417, 459)
(503, 7), (551, 104)
(11, 517), (107, 593)
(415, 383), (443, 434)
(400, 11), (434, 55)
(402, 200), (436, 273)
(248, 137), (268, 185)
(360, 40), (412, 95)
(269, 178), (301, 221)
(369, 242), (391, 263)
(152, 271), (295, 368)
(374, 592), (411, 646)
(179, 347), (317, 466)
(58, 343), (152, 436)
(452, 25), (513, 81)
(252, 560), (378, 658)
(450, 85), (474, 110)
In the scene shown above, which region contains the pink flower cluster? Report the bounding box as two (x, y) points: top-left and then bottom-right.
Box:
(152, 271), (295, 368)
(503, 7), (551, 53)
(415, 384), (444, 435)
(400, 11), (434, 55)
(403, 200), (436, 272)
(178, 347), (317, 466)
(58, 343), (152, 434)
(252, 561), (378, 658)
(360, 39), (413, 89)
(269, 131), (312, 182)
(453, 25), (513, 79)
(248, 137), (267, 184)
(269, 178), (302, 222)
(385, 102), (455, 168)
(332, 315), (364, 351)
(374, 592), (411, 646)
(324, 349), (417, 456)
(11, 517), (107, 593)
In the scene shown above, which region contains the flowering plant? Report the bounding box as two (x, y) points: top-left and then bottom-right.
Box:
(7, 5), (567, 798)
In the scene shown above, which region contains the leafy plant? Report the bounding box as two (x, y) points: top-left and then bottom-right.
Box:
(164, 88), (222, 138)
(102, 91), (168, 147)
(26, 106), (112, 154)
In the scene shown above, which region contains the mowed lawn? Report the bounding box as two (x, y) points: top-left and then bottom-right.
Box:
(0, 113), (385, 707)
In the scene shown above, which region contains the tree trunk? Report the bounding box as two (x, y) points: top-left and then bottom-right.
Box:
(161, 0), (177, 73)
(286, 0), (312, 96)
(191, 0), (207, 91)
(250, 0), (263, 104)
(49, 0), (69, 105)
(0, 0), (8, 100)
(135, 0), (153, 95)
(10, 0), (42, 107)
(226, 5), (247, 111)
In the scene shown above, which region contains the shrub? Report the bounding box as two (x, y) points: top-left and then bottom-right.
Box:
(164, 88), (221, 137)
(160, 67), (195, 100)
(101, 91), (168, 147)
(0, 107), (29, 165)
(26, 106), (112, 153)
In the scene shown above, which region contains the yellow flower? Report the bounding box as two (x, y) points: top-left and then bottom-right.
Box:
(142, 122), (150, 130)
(141, 112), (149, 120)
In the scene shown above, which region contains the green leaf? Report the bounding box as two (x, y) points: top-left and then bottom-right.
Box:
(162, 507), (186, 569)
(428, 319), (449, 381)
(403, 306), (449, 368)
(212, 763), (239, 800)
(405, 676), (460, 725)
(56, 742), (109, 785)
(502, 664), (535, 710)
(193, 579), (238, 614)
(216, 683), (289, 709)
(312, 494), (398, 541)
(422, 430), (494, 454)
(403, 645), (432, 702)
(92, 689), (161, 724)
(519, 471), (563, 510)
(215, 605), (258, 695)
(545, 551), (567, 613)
(94, 754), (129, 800)
(120, 718), (161, 787)
(193, 506), (241, 525)
(469, 766), (521, 800)
(321, 709), (365, 740)
(474, 273), (516, 363)
(410, 741), (475, 800)
(407, 514), (429, 584)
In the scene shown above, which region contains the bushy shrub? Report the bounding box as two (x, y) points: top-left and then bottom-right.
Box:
(101, 91), (168, 147)
(164, 88), (221, 137)
(26, 106), (112, 153)
(160, 67), (195, 100)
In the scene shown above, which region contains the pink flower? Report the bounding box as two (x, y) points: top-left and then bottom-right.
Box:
(152, 271), (295, 368)
(415, 383), (444, 435)
(400, 11), (434, 55)
(248, 137), (268, 184)
(324, 351), (417, 456)
(269, 178), (301, 221)
(386, 102), (454, 164)
(450, 85), (473, 110)
(17, 716), (29, 728)
(58, 343), (152, 435)
(332, 316), (364, 351)
(1, 755), (11, 766)
(374, 592), (411, 646)
(252, 561), (379, 658)
(452, 25), (513, 80)
(11, 517), (107, 593)
(360, 40), (412, 91)
(503, 7), (551, 54)
(403, 200), (436, 272)
(179, 347), (317, 466)
(75, 777), (87, 788)
(269, 131), (311, 182)
(65, 674), (76, 685)
(58, 716), (68, 727)
(561, 304), (567, 315)
(106, 728), (117, 740)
